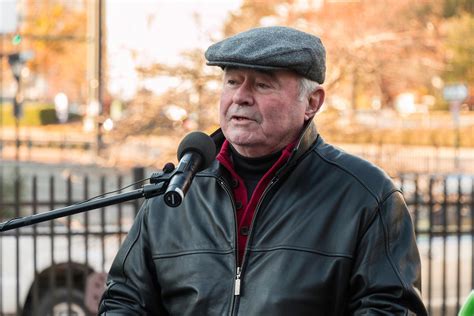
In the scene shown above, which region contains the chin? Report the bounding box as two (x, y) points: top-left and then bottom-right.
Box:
(227, 134), (255, 146)
(228, 137), (251, 146)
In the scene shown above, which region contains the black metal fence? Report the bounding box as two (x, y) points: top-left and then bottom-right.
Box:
(0, 167), (473, 315)
(397, 173), (474, 316)
(0, 166), (145, 316)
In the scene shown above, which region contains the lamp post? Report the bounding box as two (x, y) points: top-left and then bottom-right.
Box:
(443, 83), (468, 170)
(7, 51), (34, 163)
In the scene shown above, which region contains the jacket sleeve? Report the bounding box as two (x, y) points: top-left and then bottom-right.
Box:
(98, 200), (168, 315)
(348, 190), (428, 316)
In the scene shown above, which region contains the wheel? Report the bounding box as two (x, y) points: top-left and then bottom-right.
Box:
(35, 288), (92, 316)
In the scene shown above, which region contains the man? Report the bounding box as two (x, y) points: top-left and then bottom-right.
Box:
(99, 26), (427, 315)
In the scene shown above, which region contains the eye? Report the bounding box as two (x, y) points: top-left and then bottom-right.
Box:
(256, 82), (271, 89)
(225, 79), (239, 87)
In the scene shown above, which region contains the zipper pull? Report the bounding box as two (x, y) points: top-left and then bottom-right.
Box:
(234, 267), (242, 296)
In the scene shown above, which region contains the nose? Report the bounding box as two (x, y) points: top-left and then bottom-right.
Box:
(232, 82), (254, 106)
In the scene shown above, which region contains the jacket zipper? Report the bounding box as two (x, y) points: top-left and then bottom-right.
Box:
(218, 175), (280, 314)
(215, 177), (241, 314)
(234, 267), (242, 296)
(234, 176), (279, 294)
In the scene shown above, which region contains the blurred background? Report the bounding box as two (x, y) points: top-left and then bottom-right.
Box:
(0, 0), (473, 315)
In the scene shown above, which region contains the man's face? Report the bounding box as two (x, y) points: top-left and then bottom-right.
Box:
(220, 68), (312, 157)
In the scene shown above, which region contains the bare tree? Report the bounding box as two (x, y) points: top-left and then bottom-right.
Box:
(116, 0), (459, 139)
(221, 0), (446, 109)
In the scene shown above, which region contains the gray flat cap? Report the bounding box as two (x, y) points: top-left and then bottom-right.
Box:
(205, 26), (326, 83)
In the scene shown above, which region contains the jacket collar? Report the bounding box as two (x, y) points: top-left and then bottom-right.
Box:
(290, 119), (319, 163)
(209, 119), (319, 167)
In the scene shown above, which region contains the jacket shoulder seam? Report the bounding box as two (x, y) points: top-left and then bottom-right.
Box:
(312, 148), (381, 204)
(377, 192), (412, 293)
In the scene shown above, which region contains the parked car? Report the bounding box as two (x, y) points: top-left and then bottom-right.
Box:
(0, 161), (142, 315)
(1, 218), (131, 315)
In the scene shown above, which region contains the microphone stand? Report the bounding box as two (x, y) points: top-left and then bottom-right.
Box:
(0, 169), (174, 232)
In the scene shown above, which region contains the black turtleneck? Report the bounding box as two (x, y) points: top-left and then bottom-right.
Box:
(230, 145), (282, 201)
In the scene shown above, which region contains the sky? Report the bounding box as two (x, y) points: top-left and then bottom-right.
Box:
(106, 0), (242, 99)
(0, 0), (18, 33)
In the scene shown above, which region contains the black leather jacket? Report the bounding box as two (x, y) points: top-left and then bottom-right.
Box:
(99, 123), (427, 315)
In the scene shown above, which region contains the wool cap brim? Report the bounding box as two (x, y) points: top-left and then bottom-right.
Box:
(205, 26), (326, 84)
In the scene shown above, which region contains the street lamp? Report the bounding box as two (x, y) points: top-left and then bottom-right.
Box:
(7, 50), (34, 162)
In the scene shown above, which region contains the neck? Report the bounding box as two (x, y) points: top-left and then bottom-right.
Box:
(230, 145), (282, 199)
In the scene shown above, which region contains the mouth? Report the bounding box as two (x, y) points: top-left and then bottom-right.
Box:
(231, 115), (253, 122)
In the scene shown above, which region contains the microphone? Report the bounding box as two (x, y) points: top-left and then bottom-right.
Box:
(164, 131), (216, 207)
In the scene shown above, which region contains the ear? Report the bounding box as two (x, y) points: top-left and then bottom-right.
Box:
(304, 87), (325, 121)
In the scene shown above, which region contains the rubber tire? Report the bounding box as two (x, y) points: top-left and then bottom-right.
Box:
(35, 287), (92, 316)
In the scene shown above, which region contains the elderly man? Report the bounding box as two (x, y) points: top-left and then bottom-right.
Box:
(99, 26), (427, 315)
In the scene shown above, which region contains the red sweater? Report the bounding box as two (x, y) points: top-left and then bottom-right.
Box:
(216, 140), (295, 264)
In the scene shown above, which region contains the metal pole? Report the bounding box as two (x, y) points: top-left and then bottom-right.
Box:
(0, 34), (4, 162)
(96, 0), (105, 156)
(0, 33), (3, 316)
(98, 0), (104, 113)
(450, 100), (461, 170)
(15, 116), (19, 162)
(86, 0), (102, 156)
(14, 75), (21, 163)
(13, 61), (22, 177)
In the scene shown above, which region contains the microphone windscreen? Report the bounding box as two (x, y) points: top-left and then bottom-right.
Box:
(162, 162), (175, 173)
(177, 131), (216, 170)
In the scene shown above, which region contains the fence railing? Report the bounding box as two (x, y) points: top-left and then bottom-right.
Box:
(397, 173), (474, 316)
(0, 166), (473, 315)
(0, 166), (145, 315)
